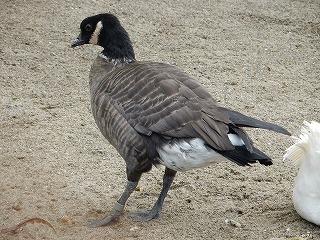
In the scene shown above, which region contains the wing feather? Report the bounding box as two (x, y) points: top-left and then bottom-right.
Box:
(90, 57), (289, 154)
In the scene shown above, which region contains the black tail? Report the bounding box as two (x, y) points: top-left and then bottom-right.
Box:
(218, 145), (273, 166)
(220, 107), (291, 136)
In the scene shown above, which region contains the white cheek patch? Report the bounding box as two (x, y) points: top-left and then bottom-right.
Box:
(89, 21), (103, 45)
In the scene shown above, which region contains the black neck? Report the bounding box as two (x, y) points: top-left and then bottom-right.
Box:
(99, 18), (135, 62)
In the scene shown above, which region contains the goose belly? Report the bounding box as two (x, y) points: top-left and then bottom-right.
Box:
(156, 138), (228, 171)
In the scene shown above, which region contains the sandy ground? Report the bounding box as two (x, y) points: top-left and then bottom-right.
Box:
(1, 0), (319, 239)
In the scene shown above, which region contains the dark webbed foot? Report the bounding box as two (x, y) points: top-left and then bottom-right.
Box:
(130, 168), (176, 222)
(88, 168), (176, 225)
(130, 209), (160, 222)
(88, 202), (125, 227)
(88, 181), (138, 228)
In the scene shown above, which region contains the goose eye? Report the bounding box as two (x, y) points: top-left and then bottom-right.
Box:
(85, 24), (92, 32)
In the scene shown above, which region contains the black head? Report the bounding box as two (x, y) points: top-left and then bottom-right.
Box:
(71, 13), (135, 60)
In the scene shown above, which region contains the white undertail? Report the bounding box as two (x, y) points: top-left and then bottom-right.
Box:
(157, 134), (244, 171)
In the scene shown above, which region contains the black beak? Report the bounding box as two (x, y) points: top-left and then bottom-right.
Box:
(71, 33), (85, 48)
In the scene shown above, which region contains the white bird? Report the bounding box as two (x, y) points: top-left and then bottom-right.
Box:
(284, 121), (320, 226)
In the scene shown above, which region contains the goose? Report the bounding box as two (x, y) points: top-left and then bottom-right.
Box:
(71, 13), (291, 227)
(284, 121), (320, 226)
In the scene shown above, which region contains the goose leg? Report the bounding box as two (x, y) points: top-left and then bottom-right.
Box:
(89, 181), (138, 227)
(130, 168), (177, 222)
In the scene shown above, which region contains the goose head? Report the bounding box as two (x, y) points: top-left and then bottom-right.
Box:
(71, 13), (135, 61)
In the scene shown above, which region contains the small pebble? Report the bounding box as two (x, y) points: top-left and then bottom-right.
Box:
(225, 219), (241, 228)
(130, 226), (139, 231)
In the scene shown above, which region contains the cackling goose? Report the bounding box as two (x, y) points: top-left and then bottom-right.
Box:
(71, 13), (291, 227)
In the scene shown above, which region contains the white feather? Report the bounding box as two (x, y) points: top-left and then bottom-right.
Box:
(284, 121), (320, 225)
(227, 133), (245, 146)
(157, 138), (226, 171)
(157, 133), (244, 171)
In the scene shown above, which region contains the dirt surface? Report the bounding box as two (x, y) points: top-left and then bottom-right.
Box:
(1, 0), (319, 239)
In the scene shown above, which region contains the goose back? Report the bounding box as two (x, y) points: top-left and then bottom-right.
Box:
(89, 56), (239, 156)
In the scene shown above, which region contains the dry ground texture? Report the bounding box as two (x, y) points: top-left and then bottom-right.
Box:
(1, 0), (319, 239)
